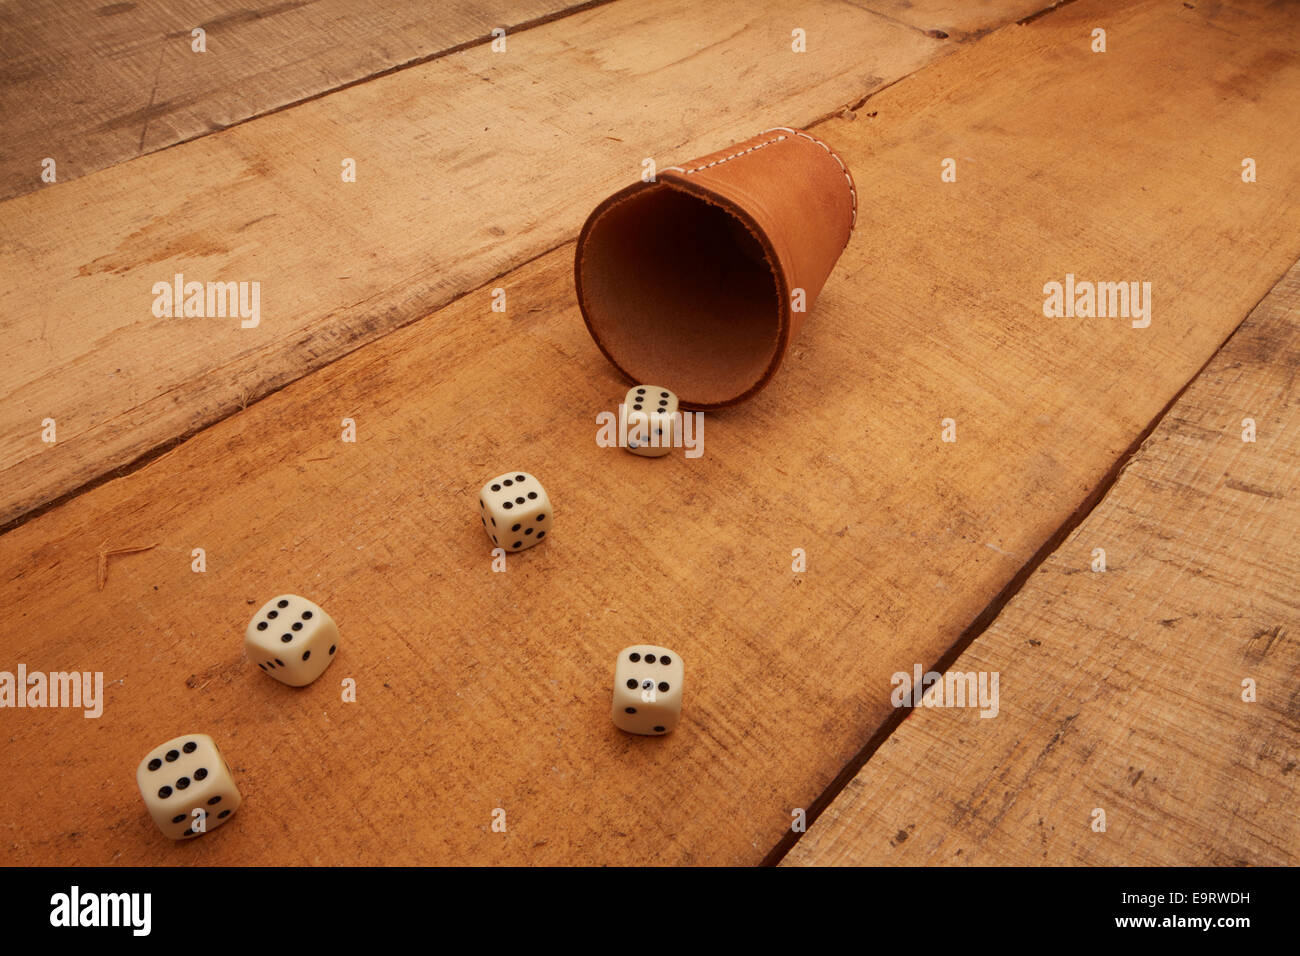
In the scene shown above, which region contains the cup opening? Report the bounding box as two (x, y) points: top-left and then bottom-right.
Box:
(578, 183), (783, 407)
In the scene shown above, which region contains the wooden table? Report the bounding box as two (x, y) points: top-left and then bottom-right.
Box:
(0, 0), (1296, 866)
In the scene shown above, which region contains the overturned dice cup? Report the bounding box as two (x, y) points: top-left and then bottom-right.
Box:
(575, 126), (857, 408)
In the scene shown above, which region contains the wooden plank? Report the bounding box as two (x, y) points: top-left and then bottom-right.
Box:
(851, 0), (1061, 39)
(0, 0), (953, 530)
(0, 0), (586, 201)
(1, 0), (1298, 866)
(783, 261), (1300, 867)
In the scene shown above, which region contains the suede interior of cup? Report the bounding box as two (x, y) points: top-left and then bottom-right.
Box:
(579, 185), (782, 406)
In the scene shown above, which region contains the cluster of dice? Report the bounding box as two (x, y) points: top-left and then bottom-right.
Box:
(475, 385), (680, 556)
(136, 594), (340, 840)
(475, 385), (685, 738)
(136, 385), (684, 843)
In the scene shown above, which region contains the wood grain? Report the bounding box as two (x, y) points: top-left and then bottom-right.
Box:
(784, 261), (1300, 867)
(0, 0), (586, 201)
(1, 0), (1298, 865)
(0, 0), (951, 529)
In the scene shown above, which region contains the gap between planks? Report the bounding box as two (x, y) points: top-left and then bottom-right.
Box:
(780, 258), (1300, 866)
(760, 257), (1300, 866)
(0, 0), (617, 201)
(0, 235), (575, 540)
(117, 0), (622, 169)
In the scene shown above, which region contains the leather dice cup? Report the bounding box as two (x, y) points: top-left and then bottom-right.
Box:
(574, 127), (856, 408)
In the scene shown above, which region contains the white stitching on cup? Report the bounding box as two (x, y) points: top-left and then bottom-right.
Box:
(667, 135), (787, 175)
(662, 129), (857, 248)
(762, 126), (857, 235)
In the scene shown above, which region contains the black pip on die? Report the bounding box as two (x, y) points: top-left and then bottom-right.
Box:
(479, 471), (551, 552)
(246, 594), (339, 686)
(611, 645), (684, 735)
(136, 733), (242, 840)
(621, 385), (677, 457)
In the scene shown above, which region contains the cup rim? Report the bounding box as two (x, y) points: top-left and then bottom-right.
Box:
(574, 176), (793, 409)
